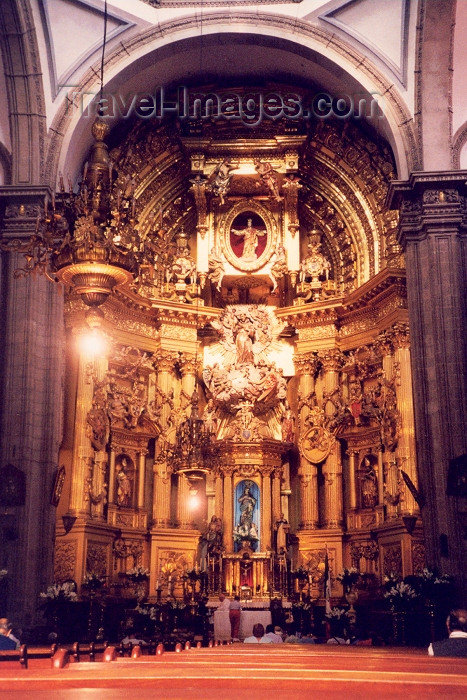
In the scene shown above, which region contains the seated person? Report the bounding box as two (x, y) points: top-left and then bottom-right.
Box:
(0, 619), (17, 650)
(121, 628), (146, 646)
(428, 608), (467, 657)
(264, 623), (283, 643)
(327, 619), (349, 645)
(244, 623), (273, 644)
(284, 624), (301, 644)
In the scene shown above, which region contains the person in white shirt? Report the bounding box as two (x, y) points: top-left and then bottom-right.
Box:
(218, 593), (231, 611)
(244, 623), (273, 643)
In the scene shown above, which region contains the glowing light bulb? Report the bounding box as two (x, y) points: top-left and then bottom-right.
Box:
(79, 329), (108, 357)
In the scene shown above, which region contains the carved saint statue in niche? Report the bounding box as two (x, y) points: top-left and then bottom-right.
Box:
(361, 456), (378, 509)
(116, 456), (133, 507)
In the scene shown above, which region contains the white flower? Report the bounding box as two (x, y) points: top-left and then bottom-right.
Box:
(384, 582), (417, 599)
(126, 566), (149, 581)
(326, 607), (349, 619)
(40, 582), (78, 601)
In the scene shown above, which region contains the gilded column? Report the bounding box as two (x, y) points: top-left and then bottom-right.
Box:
(153, 350), (178, 526)
(261, 466), (273, 551)
(176, 352), (198, 529)
(384, 457), (400, 520)
(377, 446), (384, 506)
(295, 354), (319, 529)
(348, 450), (357, 510)
(321, 349), (344, 529)
(69, 349), (95, 515)
(215, 469), (224, 521)
(138, 449), (147, 509)
(299, 463), (318, 529)
(88, 355), (109, 521)
(222, 466), (234, 552)
(272, 467), (282, 528)
(390, 323), (418, 515)
(177, 473), (194, 529)
(179, 352), (197, 404)
(108, 449), (116, 503)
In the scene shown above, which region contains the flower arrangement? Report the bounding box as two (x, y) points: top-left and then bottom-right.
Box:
(326, 606), (349, 620)
(135, 604), (158, 620)
(40, 582), (78, 603)
(82, 572), (106, 591)
(410, 568), (453, 605)
(383, 571), (401, 587)
(186, 568), (202, 582)
(384, 581), (418, 611)
(336, 567), (360, 592)
(293, 566), (309, 580)
(126, 566), (149, 582)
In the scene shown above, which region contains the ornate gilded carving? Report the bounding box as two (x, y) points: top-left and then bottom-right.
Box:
(383, 544), (402, 578)
(350, 540), (379, 567)
(54, 541), (77, 581)
(86, 542), (108, 578)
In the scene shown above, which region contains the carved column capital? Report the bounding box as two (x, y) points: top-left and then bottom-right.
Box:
(318, 348), (344, 372)
(178, 353), (198, 377)
(156, 350), (179, 373)
(388, 172), (467, 247)
(373, 331), (393, 358)
(387, 322), (410, 350)
(294, 353), (319, 376)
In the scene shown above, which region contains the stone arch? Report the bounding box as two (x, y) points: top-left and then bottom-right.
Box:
(45, 13), (417, 188)
(0, 0), (46, 185)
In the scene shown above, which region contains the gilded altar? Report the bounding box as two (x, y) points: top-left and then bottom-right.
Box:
(52, 107), (422, 608)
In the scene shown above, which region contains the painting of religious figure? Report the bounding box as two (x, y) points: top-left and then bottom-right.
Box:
(229, 212), (268, 263)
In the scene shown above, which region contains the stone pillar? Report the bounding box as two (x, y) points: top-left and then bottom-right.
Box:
(153, 351), (178, 527)
(321, 350), (344, 529)
(294, 354), (319, 528)
(390, 323), (418, 515)
(389, 174), (467, 595)
(0, 191), (65, 626)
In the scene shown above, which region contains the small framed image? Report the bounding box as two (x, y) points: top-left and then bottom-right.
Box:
(51, 465), (66, 507)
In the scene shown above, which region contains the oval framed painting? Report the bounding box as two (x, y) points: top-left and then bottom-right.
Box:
(221, 200), (276, 272)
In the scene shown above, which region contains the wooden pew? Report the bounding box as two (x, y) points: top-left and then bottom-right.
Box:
(0, 643), (28, 668)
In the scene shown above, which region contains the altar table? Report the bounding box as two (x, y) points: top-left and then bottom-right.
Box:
(213, 609), (272, 641)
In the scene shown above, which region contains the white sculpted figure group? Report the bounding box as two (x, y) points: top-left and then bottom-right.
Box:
(203, 306), (288, 441)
